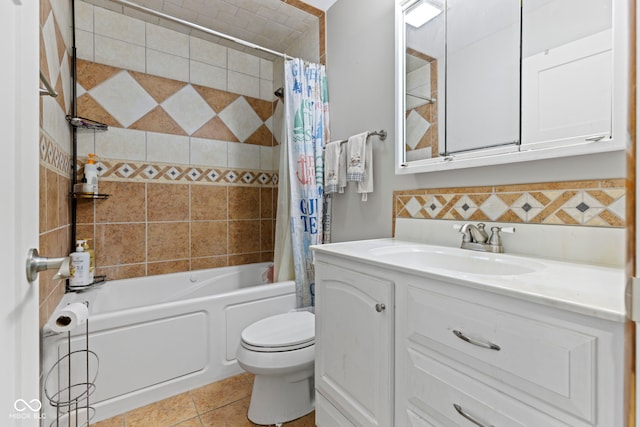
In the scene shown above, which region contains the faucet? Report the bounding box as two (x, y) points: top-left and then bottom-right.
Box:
(454, 223), (515, 253)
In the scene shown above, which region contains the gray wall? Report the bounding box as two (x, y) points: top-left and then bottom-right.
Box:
(325, 0), (625, 243)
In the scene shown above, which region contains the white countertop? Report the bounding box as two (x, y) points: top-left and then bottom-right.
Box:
(312, 238), (627, 322)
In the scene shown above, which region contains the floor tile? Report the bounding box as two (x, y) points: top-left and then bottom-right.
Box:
(189, 374), (253, 414)
(93, 415), (125, 427)
(171, 416), (203, 427)
(200, 398), (255, 427)
(125, 392), (198, 427)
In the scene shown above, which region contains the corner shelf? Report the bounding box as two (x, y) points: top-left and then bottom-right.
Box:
(71, 192), (110, 200)
(66, 115), (108, 131)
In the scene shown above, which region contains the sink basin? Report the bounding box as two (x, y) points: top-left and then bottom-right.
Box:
(369, 245), (543, 276)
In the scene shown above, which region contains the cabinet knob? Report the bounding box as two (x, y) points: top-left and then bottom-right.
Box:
(375, 303), (386, 312)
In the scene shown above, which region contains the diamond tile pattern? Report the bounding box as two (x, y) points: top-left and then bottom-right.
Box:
(394, 180), (626, 227)
(77, 59), (276, 146)
(80, 158), (276, 188)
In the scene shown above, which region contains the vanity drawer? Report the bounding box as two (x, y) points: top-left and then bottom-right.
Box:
(405, 283), (596, 423)
(399, 347), (573, 427)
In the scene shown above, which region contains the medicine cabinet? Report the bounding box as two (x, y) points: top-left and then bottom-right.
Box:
(395, 0), (629, 174)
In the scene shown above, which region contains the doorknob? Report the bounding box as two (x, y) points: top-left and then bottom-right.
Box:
(375, 303), (386, 312)
(25, 248), (69, 282)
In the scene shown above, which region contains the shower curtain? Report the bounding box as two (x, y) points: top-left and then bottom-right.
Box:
(274, 58), (330, 308)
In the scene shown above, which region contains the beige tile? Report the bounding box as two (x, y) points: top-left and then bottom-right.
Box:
(148, 222), (190, 262)
(97, 263), (146, 281)
(58, 175), (71, 228)
(96, 181), (146, 223)
(260, 219), (273, 252)
(199, 398), (254, 427)
(228, 187), (260, 220)
(189, 375), (253, 414)
(148, 260), (191, 276)
(172, 416), (203, 427)
(191, 256), (228, 271)
(229, 253), (261, 266)
(39, 165), (47, 233)
(96, 223), (146, 266)
(191, 186), (227, 220)
(125, 392), (197, 427)
(46, 168), (59, 230)
(191, 221), (227, 257)
(260, 188), (273, 219)
(228, 221), (260, 254)
(93, 415), (125, 427)
(148, 183), (189, 221)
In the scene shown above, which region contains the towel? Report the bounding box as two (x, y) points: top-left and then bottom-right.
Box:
(357, 138), (373, 201)
(338, 143), (347, 193)
(324, 140), (344, 194)
(346, 132), (368, 182)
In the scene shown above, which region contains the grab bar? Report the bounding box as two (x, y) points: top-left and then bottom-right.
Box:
(39, 71), (58, 97)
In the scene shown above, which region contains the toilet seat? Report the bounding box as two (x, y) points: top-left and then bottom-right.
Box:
(241, 311), (315, 353)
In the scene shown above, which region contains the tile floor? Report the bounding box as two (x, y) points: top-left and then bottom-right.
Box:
(92, 373), (315, 427)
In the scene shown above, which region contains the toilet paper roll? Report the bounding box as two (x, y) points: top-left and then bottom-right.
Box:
(50, 302), (89, 333)
(53, 257), (71, 280)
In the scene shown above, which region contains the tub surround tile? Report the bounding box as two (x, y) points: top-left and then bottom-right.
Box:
(228, 187), (260, 220)
(147, 183), (189, 221)
(260, 188), (274, 219)
(229, 220), (261, 254)
(147, 260), (191, 276)
(189, 36), (227, 68)
(96, 181), (146, 223)
(95, 127), (147, 161)
(189, 375), (252, 414)
(260, 219), (274, 251)
(97, 264), (147, 281)
(96, 223), (146, 265)
(191, 256), (229, 271)
(94, 6), (145, 46)
(190, 138), (229, 168)
(191, 186), (227, 220)
(94, 35), (146, 73)
(148, 222), (190, 262)
(229, 253), (262, 266)
(191, 221), (228, 258)
(45, 168), (59, 230)
(190, 60), (228, 91)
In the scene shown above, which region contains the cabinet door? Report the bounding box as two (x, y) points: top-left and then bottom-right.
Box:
(315, 261), (394, 427)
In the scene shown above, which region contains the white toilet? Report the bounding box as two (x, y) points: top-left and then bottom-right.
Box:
(236, 311), (315, 425)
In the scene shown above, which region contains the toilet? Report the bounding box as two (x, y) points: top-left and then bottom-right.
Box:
(236, 311), (315, 425)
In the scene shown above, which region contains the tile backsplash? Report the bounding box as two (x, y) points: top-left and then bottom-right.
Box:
(394, 179), (626, 229)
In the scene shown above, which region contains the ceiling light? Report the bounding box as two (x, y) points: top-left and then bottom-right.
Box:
(405, 1), (442, 28)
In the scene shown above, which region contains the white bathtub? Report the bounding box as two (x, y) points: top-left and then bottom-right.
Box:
(42, 263), (296, 423)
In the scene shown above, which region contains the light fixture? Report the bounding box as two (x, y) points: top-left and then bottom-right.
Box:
(405, 1), (442, 28)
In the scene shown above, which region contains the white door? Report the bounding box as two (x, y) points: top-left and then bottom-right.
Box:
(0, 0), (41, 425)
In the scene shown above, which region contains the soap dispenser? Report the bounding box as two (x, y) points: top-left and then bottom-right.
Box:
(81, 238), (95, 284)
(84, 154), (99, 195)
(70, 240), (90, 287)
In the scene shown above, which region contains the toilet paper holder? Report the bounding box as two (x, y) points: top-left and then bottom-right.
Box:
(26, 248), (70, 282)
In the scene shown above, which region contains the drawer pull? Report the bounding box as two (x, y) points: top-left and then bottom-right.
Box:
(453, 330), (501, 351)
(453, 404), (494, 427)
(375, 303), (386, 312)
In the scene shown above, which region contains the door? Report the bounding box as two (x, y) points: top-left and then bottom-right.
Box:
(0, 0), (40, 425)
(315, 261), (394, 427)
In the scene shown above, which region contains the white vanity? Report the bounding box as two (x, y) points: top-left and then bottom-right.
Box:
(312, 238), (627, 427)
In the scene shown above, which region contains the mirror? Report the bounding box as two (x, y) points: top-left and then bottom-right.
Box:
(396, 0), (624, 174)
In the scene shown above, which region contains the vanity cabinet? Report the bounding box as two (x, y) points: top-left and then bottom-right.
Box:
(313, 245), (625, 427)
(396, 275), (624, 427)
(314, 260), (394, 427)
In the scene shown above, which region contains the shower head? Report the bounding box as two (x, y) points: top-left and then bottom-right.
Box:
(274, 87), (284, 99)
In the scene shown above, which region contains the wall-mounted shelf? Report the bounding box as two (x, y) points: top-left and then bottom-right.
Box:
(66, 115), (108, 131)
(71, 192), (110, 200)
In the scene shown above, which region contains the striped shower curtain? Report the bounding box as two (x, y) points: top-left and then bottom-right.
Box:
(284, 58), (330, 308)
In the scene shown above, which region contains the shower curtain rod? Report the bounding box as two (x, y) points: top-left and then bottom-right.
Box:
(106, 0), (290, 59)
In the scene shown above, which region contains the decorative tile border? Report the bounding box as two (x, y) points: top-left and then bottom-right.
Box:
(394, 180), (626, 227)
(40, 132), (72, 175)
(77, 158), (278, 187)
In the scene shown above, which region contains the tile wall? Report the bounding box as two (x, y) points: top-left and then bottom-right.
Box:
(393, 179), (626, 231)
(74, 2), (281, 280)
(405, 49), (439, 160)
(39, 0), (73, 327)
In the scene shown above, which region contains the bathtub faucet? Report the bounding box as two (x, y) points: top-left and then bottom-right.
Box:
(26, 248), (71, 282)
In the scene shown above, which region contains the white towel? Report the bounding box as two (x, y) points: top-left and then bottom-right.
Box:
(324, 140), (343, 195)
(346, 132), (368, 182)
(338, 143), (347, 194)
(357, 138), (373, 201)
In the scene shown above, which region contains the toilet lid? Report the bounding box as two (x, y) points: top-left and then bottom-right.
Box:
(241, 311), (315, 350)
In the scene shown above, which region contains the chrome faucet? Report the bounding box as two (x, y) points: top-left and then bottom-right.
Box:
(454, 223), (515, 253)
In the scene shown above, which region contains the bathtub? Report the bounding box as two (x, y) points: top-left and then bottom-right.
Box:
(41, 262), (296, 423)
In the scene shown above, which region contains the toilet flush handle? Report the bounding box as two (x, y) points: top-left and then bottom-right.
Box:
(375, 303), (386, 312)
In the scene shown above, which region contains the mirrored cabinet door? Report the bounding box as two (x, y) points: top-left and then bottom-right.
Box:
(445, 0), (521, 155)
